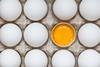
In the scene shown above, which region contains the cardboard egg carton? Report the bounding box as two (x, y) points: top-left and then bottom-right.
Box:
(0, 0), (100, 67)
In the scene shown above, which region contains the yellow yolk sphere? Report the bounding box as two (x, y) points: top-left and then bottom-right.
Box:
(51, 22), (76, 48)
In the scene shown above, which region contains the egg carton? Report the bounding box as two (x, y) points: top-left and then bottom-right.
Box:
(0, 0), (100, 67)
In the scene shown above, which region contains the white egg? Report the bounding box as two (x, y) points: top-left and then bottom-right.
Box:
(0, 49), (21, 67)
(53, 0), (77, 20)
(79, 0), (100, 21)
(24, 0), (48, 21)
(0, 23), (22, 47)
(78, 23), (100, 48)
(25, 49), (48, 67)
(0, 53), (1, 67)
(0, 0), (22, 21)
(78, 49), (100, 67)
(24, 22), (48, 47)
(52, 50), (75, 67)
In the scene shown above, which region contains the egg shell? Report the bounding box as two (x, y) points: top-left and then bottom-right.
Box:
(0, 49), (21, 67)
(0, 23), (22, 47)
(53, 0), (77, 20)
(25, 49), (48, 67)
(24, 0), (48, 21)
(51, 22), (76, 48)
(78, 49), (100, 67)
(0, 0), (22, 21)
(78, 23), (100, 48)
(52, 50), (75, 67)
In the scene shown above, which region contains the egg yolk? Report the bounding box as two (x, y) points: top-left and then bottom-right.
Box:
(51, 22), (76, 47)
